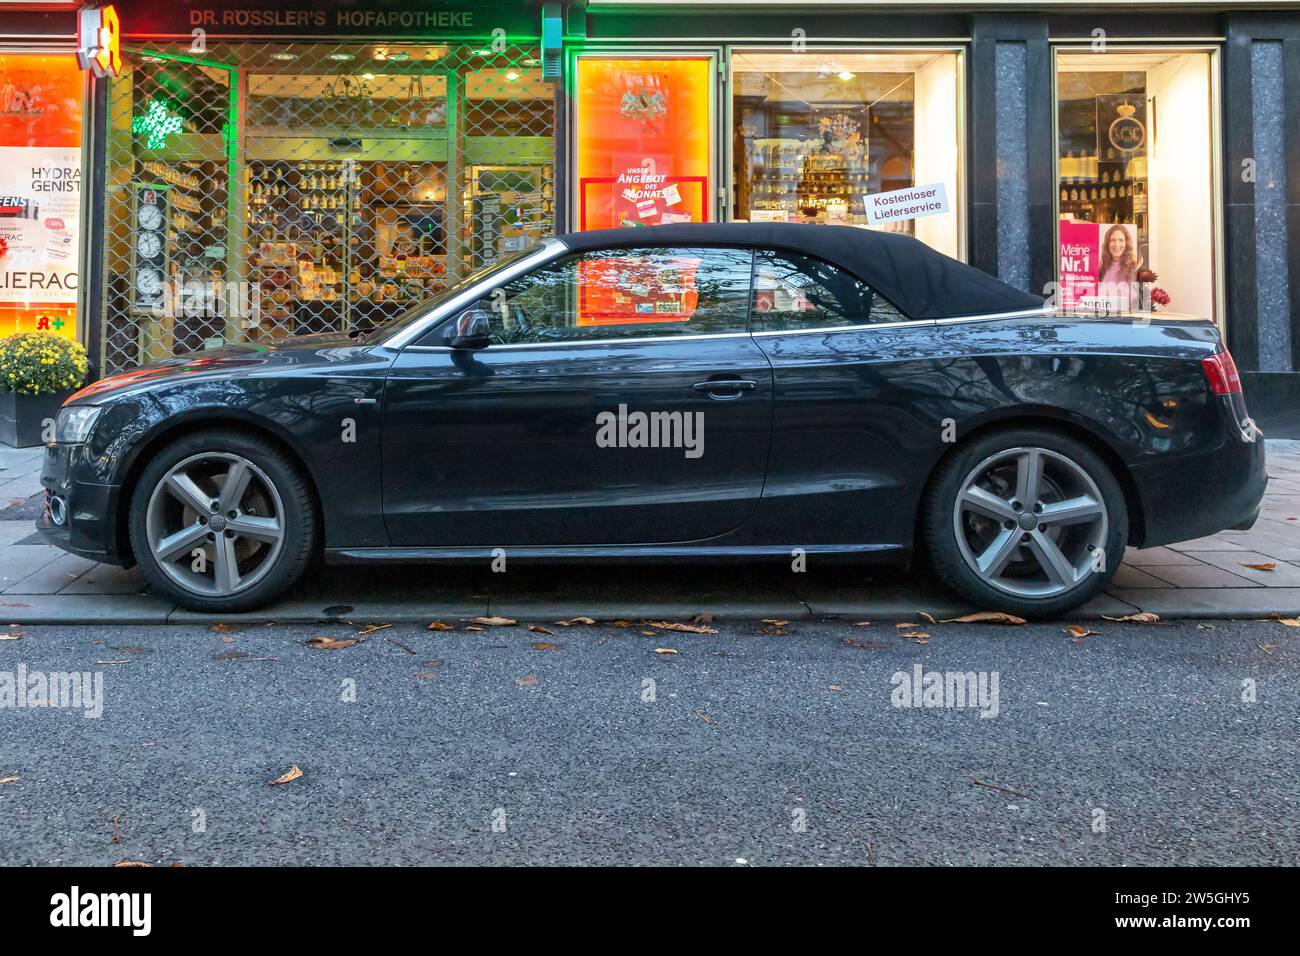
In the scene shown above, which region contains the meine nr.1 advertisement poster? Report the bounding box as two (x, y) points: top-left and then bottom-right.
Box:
(0, 54), (83, 339)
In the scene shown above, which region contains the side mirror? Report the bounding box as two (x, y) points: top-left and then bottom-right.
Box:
(448, 306), (492, 350)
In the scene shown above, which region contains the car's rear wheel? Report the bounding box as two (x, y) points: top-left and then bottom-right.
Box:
(922, 427), (1127, 619)
(128, 430), (316, 612)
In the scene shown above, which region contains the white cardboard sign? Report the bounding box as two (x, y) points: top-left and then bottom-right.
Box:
(864, 183), (950, 226)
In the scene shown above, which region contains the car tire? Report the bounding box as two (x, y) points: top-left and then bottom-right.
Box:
(128, 429), (316, 613)
(921, 426), (1127, 620)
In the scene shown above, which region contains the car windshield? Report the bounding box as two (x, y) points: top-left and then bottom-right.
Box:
(362, 244), (551, 343)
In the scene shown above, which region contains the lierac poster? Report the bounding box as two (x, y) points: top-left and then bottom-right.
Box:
(0, 54), (83, 339)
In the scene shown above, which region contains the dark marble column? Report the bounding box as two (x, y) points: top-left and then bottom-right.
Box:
(968, 14), (1055, 295)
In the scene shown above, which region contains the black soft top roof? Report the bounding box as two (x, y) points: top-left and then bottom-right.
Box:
(560, 222), (1045, 321)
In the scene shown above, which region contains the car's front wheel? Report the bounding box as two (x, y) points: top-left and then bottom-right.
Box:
(128, 429), (316, 612)
(922, 427), (1128, 619)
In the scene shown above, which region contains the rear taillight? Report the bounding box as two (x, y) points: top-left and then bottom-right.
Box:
(1202, 351), (1242, 395)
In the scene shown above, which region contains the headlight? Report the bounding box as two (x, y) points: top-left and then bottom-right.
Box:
(54, 405), (103, 444)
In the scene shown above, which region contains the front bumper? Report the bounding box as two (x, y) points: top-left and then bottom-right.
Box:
(36, 440), (131, 566)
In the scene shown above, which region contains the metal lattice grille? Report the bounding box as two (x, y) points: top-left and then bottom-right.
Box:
(100, 41), (556, 374)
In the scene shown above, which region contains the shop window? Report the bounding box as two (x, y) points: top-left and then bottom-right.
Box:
(99, 42), (556, 375)
(751, 251), (907, 331)
(730, 50), (962, 258)
(488, 247), (754, 344)
(1056, 50), (1217, 319)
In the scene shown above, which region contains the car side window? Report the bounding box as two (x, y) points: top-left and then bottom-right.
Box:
(750, 250), (909, 331)
(478, 246), (755, 345)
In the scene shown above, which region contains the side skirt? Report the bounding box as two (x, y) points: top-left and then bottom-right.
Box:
(326, 543), (907, 564)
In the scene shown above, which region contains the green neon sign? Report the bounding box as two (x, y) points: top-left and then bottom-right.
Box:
(132, 98), (185, 149)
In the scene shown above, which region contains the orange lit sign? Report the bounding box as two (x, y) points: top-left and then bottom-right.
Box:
(78, 5), (122, 78)
(573, 56), (712, 231)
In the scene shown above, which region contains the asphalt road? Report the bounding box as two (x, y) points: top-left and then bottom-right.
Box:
(0, 617), (1296, 866)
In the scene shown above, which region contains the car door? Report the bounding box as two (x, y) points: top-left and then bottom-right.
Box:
(381, 245), (774, 547)
(746, 249), (941, 549)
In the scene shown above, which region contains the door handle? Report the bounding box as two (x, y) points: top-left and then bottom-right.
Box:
(692, 379), (757, 393)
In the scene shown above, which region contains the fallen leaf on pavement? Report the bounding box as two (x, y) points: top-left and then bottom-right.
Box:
(1241, 562), (1277, 571)
(640, 630), (657, 636)
(470, 616), (516, 627)
(827, 684), (842, 692)
(0, 633), (21, 641)
(0, 776), (18, 784)
(900, 631), (930, 640)
(941, 612), (1027, 625)
(853, 621), (872, 627)
(693, 709), (712, 724)
(918, 611), (937, 624)
(422, 660), (442, 668)
(1066, 626), (1099, 639)
(209, 623), (233, 633)
(268, 764), (303, 786)
(971, 777), (1035, 800)
(646, 621), (717, 634)
(532, 642), (560, 651)
(426, 621), (454, 631)
(304, 636), (359, 650)
(762, 619), (789, 627)
(221, 636), (234, 644)
(842, 638), (886, 649)
(1277, 618), (1300, 627)
(606, 619), (634, 627)
(894, 622), (921, 628)
(515, 674), (539, 686)
(464, 625), (483, 631)
(555, 617), (596, 626)
(112, 861), (151, 867)
(528, 624), (556, 636)
(653, 648), (678, 655)
(1102, 612), (1160, 624)
(357, 623), (392, 636)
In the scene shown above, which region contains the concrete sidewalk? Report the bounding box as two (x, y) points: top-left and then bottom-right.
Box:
(2, 440), (1298, 624)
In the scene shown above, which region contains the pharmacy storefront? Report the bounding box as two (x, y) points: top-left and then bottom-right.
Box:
(88, 0), (559, 374)
(72, 1), (1300, 432)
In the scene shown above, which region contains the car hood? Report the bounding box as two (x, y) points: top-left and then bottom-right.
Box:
(67, 332), (380, 405)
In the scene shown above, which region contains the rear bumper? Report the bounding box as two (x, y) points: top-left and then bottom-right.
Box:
(36, 441), (130, 566)
(1129, 414), (1267, 548)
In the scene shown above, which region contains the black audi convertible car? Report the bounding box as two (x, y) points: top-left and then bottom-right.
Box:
(39, 222), (1264, 617)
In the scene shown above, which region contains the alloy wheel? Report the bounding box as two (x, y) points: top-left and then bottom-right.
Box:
(145, 452), (286, 597)
(951, 446), (1109, 598)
